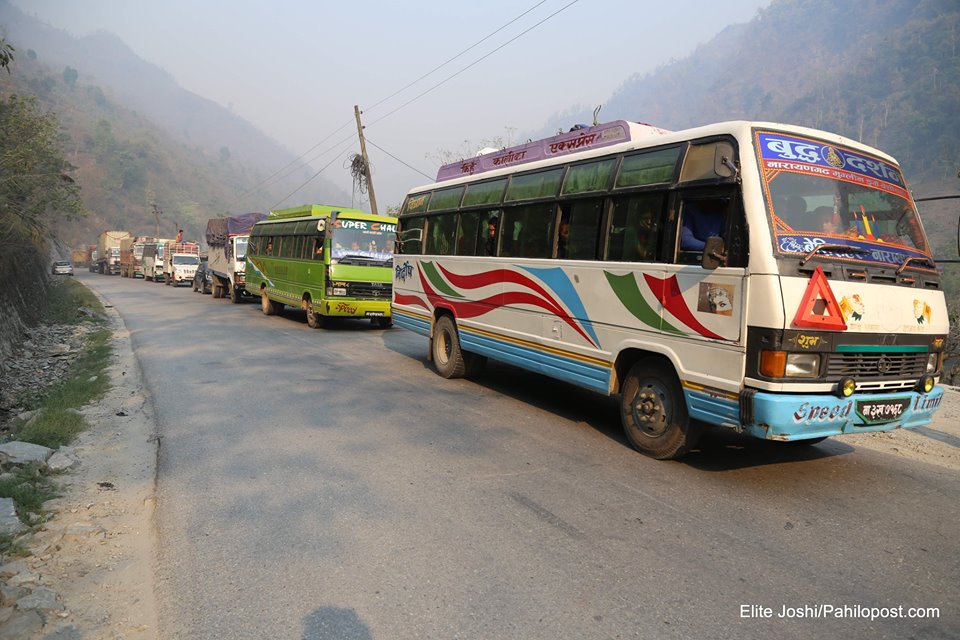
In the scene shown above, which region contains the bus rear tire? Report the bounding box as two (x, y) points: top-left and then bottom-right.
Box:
(432, 315), (466, 379)
(261, 290), (278, 316)
(620, 358), (699, 460)
(373, 317), (393, 329)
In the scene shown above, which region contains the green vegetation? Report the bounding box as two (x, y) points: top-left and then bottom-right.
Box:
(0, 279), (112, 535)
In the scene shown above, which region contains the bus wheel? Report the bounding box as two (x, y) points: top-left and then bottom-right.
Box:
(620, 358), (699, 460)
(432, 315), (466, 378)
(373, 317), (393, 329)
(304, 300), (325, 328)
(261, 290), (277, 316)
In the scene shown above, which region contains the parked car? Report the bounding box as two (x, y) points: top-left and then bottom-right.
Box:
(192, 260), (212, 294)
(52, 260), (74, 276)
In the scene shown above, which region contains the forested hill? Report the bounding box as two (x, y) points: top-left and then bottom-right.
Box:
(0, 0), (350, 247)
(544, 0), (959, 197)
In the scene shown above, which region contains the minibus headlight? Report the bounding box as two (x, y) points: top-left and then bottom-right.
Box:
(785, 353), (820, 378)
(926, 353), (939, 373)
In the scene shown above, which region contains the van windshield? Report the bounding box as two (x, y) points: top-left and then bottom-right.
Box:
(757, 130), (932, 269)
(173, 255), (199, 266)
(330, 218), (396, 263)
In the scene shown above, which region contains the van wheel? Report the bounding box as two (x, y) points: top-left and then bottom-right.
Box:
(261, 290), (277, 316)
(620, 358), (699, 460)
(432, 315), (466, 378)
(304, 299), (325, 328)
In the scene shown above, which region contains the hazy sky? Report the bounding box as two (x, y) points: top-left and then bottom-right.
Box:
(12, 0), (770, 210)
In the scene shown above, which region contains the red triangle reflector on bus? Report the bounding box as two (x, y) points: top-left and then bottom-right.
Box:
(793, 266), (847, 330)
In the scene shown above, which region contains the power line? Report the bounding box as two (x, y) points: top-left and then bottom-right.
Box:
(367, 0), (581, 129)
(364, 137), (434, 181)
(365, 0), (550, 113)
(269, 135), (357, 210)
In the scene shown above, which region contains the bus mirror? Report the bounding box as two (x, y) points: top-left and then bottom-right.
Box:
(316, 219), (326, 233)
(702, 236), (727, 270)
(714, 143), (738, 180)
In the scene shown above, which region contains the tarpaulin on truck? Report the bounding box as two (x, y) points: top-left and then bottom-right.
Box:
(205, 213), (266, 246)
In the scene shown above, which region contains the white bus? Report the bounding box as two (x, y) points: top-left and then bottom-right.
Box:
(391, 120), (948, 459)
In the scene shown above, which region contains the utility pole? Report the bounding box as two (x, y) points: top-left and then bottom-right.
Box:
(354, 105), (379, 215)
(151, 203), (162, 239)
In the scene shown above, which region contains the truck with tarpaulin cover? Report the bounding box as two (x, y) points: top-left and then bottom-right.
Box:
(205, 212), (266, 303)
(97, 231), (131, 275)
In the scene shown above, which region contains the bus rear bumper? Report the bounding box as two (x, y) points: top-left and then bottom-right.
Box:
(741, 386), (945, 441)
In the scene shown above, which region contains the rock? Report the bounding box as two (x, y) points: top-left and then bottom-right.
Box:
(0, 498), (24, 536)
(0, 584), (28, 607)
(16, 586), (63, 612)
(0, 609), (43, 639)
(14, 410), (35, 423)
(64, 522), (103, 539)
(0, 442), (54, 465)
(0, 561), (27, 579)
(47, 450), (79, 472)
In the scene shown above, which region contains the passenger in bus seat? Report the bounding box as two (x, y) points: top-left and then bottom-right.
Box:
(680, 200), (726, 251)
(813, 206), (840, 234)
(485, 218), (498, 256)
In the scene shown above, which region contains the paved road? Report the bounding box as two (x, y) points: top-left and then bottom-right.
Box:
(78, 271), (959, 640)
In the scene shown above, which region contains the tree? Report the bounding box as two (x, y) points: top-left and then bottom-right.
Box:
(1, 37), (13, 73)
(0, 94), (85, 267)
(62, 66), (78, 89)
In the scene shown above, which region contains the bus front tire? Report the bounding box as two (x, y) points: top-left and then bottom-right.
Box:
(432, 316), (466, 379)
(620, 358), (699, 460)
(373, 317), (393, 329)
(304, 300), (325, 328)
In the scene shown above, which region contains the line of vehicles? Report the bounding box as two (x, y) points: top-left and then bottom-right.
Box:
(70, 118), (954, 460)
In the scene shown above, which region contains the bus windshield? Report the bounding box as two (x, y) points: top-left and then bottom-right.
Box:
(758, 130), (932, 268)
(330, 218), (396, 263)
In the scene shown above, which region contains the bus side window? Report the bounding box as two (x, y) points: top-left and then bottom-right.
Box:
(312, 237), (324, 260)
(676, 196), (730, 263)
(606, 194), (664, 262)
(501, 204), (553, 258)
(426, 212), (457, 255)
(558, 198), (603, 260)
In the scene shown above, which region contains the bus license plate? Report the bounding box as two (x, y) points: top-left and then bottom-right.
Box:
(855, 397), (910, 424)
(365, 311), (385, 317)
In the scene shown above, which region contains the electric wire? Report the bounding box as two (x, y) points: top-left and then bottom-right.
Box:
(269, 134), (357, 210)
(364, 137), (434, 181)
(366, 0), (581, 129)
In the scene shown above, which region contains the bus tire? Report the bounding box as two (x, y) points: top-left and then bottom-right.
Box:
(373, 317), (393, 329)
(261, 290), (277, 316)
(432, 315), (466, 379)
(620, 358), (699, 460)
(304, 299), (325, 328)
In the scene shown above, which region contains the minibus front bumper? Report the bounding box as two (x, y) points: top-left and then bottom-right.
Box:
(740, 386), (945, 441)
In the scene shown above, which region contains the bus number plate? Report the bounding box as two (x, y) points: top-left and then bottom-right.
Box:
(855, 397), (910, 424)
(365, 311), (385, 317)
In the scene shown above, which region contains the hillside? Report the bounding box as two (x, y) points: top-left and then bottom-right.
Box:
(0, 0), (351, 247)
(540, 0), (960, 247)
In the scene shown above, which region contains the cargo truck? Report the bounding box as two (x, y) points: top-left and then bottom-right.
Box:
(71, 248), (90, 268)
(142, 239), (171, 281)
(205, 213), (266, 303)
(120, 236), (154, 278)
(97, 231), (131, 275)
(162, 241), (201, 286)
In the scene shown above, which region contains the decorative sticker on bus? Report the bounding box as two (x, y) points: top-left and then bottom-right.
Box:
(776, 234), (931, 267)
(414, 262), (600, 348)
(756, 132), (909, 200)
(436, 121), (632, 181)
(838, 294), (866, 323)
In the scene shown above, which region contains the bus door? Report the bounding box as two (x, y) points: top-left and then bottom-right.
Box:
(664, 191), (746, 345)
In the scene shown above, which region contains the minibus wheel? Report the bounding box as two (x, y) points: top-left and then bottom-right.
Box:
(620, 358), (699, 460)
(261, 290), (277, 316)
(304, 298), (325, 328)
(433, 315), (466, 378)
